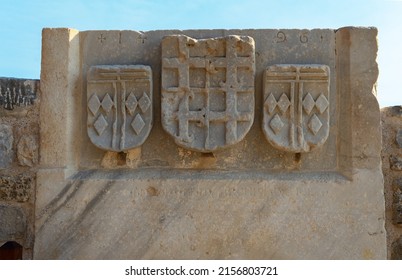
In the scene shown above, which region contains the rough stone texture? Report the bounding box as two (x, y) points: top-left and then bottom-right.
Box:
(390, 106), (402, 117)
(381, 106), (402, 259)
(35, 27), (385, 259)
(87, 65), (153, 151)
(0, 174), (34, 202)
(263, 64), (330, 152)
(161, 35), (255, 152)
(0, 203), (34, 260)
(17, 135), (38, 167)
(0, 77), (40, 260)
(0, 124), (13, 168)
(391, 237), (402, 260)
(394, 179), (402, 224)
(0, 205), (26, 241)
(0, 78), (38, 111)
(396, 130), (402, 148)
(390, 155), (402, 171)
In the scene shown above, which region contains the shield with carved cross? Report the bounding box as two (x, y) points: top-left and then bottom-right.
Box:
(262, 64), (330, 153)
(161, 35), (255, 152)
(87, 65), (152, 152)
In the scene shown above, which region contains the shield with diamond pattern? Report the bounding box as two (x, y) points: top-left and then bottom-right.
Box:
(262, 64), (330, 153)
(87, 65), (152, 152)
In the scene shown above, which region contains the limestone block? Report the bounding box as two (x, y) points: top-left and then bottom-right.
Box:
(34, 169), (386, 259)
(0, 174), (33, 202)
(161, 35), (255, 152)
(0, 124), (13, 169)
(36, 27), (385, 260)
(0, 205), (26, 242)
(17, 135), (38, 167)
(87, 65), (153, 151)
(40, 28), (80, 169)
(263, 64), (330, 152)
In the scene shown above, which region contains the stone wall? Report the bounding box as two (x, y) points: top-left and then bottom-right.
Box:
(0, 26), (395, 260)
(381, 106), (402, 259)
(0, 77), (40, 259)
(33, 27), (386, 259)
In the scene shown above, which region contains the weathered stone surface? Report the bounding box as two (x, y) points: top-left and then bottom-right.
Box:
(35, 169), (385, 259)
(36, 27), (385, 259)
(381, 106), (402, 259)
(0, 124), (13, 169)
(396, 129), (402, 148)
(17, 135), (38, 167)
(87, 65), (153, 152)
(394, 177), (402, 190)
(161, 35), (255, 152)
(0, 78), (38, 110)
(0, 174), (33, 202)
(391, 237), (402, 260)
(390, 106), (402, 118)
(390, 155), (402, 171)
(74, 29), (341, 171)
(40, 28), (80, 169)
(393, 178), (402, 224)
(263, 64), (330, 152)
(0, 205), (26, 241)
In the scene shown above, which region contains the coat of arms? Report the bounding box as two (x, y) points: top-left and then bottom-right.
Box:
(87, 65), (152, 151)
(161, 35), (255, 152)
(263, 64), (330, 152)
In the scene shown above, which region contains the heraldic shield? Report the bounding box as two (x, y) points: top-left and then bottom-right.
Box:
(87, 65), (152, 152)
(263, 64), (330, 153)
(161, 35), (255, 152)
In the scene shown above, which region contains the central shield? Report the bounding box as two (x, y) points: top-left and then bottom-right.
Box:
(161, 35), (255, 152)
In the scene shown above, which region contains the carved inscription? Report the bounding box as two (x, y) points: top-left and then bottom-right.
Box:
(161, 35), (255, 152)
(87, 65), (152, 152)
(263, 64), (330, 152)
(98, 33), (106, 43)
(276, 31), (287, 43)
(299, 32), (308, 43)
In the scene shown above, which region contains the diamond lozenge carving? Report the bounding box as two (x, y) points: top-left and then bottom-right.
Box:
(262, 64), (330, 152)
(87, 65), (153, 151)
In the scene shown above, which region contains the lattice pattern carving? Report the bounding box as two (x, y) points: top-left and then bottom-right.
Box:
(161, 35), (255, 152)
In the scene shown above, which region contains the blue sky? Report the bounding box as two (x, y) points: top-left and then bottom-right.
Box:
(0, 0), (401, 107)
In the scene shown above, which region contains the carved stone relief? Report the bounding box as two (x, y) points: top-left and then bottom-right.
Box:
(161, 35), (255, 152)
(263, 64), (330, 152)
(87, 65), (153, 152)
